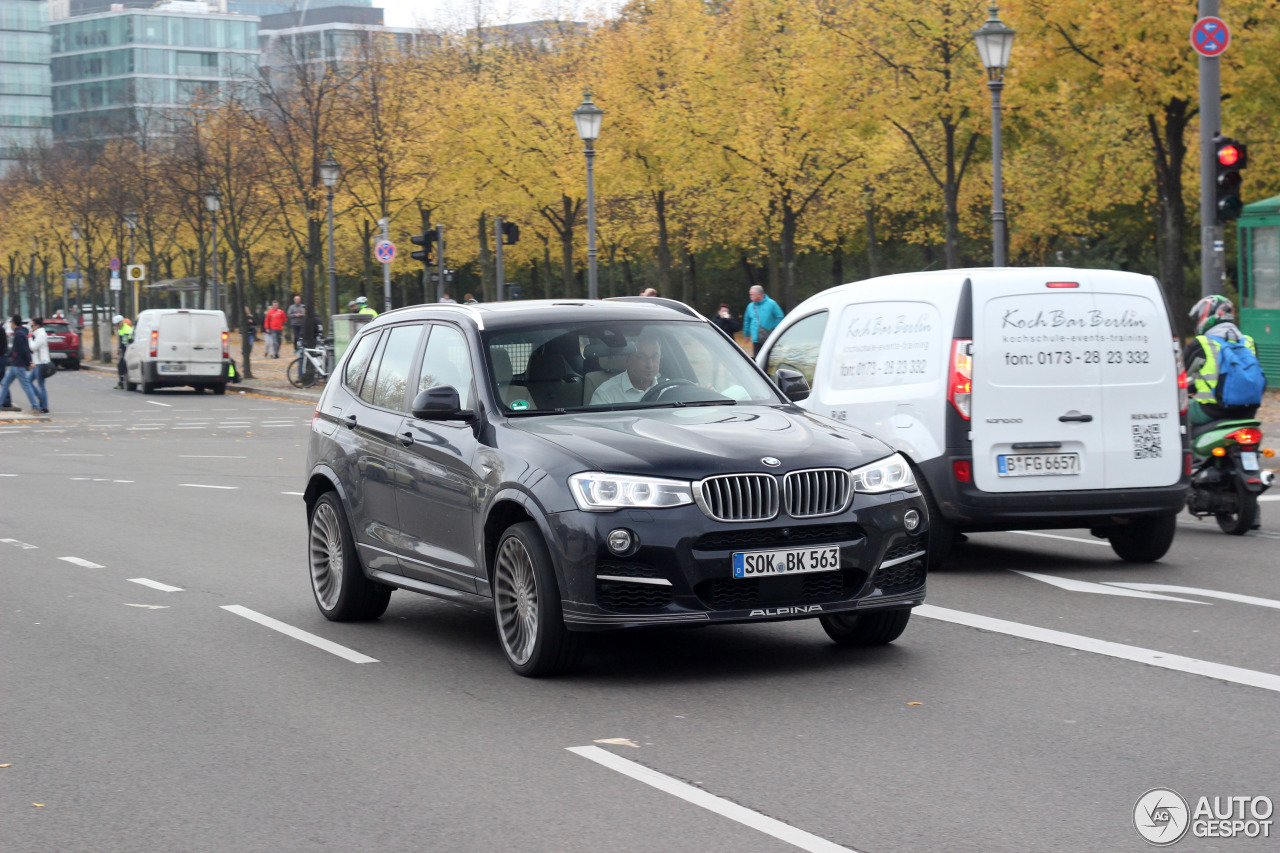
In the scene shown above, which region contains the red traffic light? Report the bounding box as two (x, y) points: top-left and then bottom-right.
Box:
(1217, 144), (1241, 166)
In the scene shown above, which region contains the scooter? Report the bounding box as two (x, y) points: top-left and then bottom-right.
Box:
(1186, 419), (1276, 534)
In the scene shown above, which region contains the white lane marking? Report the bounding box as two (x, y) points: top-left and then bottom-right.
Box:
(282, 491), (305, 496)
(179, 483), (239, 490)
(132, 423), (166, 427)
(1105, 583), (1280, 611)
(262, 424), (296, 428)
(128, 578), (184, 592)
(172, 426), (205, 430)
(567, 746), (856, 853)
(146, 400), (173, 407)
(51, 453), (105, 457)
(126, 426), (162, 431)
(37, 429), (66, 433)
(220, 605), (379, 663)
(0, 473), (18, 476)
(180, 455), (246, 459)
(124, 603), (169, 609)
(59, 556), (104, 568)
(1, 538), (38, 549)
(1008, 530), (1110, 546)
(1258, 495), (1280, 502)
(113, 480), (134, 483)
(915, 605), (1280, 693)
(71, 477), (90, 480)
(1011, 572), (1209, 604)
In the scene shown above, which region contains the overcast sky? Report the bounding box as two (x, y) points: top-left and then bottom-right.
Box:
(379, 0), (624, 31)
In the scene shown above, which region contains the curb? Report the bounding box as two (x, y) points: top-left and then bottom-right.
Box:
(78, 359), (322, 405)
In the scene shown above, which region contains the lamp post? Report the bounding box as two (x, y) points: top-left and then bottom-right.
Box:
(123, 210), (138, 315)
(973, 3), (1015, 268)
(572, 92), (604, 300)
(319, 149), (340, 347)
(204, 186), (221, 311)
(71, 224), (82, 328)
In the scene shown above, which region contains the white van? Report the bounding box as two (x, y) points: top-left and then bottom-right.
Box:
(757, 268), (1190, 564)
(124, 309), (230, 394)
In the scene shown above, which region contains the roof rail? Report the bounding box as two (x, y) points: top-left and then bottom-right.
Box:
(604, 296), (702, 319)
(380, 302), (485, 329)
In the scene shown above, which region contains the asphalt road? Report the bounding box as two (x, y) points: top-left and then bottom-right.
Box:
(3, 370), (1277, 853)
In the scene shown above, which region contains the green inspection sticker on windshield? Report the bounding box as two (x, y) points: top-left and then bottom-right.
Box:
(510, 400), (530, 410)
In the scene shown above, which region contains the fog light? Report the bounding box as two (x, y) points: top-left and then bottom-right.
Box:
(607, 528), (634, 555)
(903, 509), (921, 532)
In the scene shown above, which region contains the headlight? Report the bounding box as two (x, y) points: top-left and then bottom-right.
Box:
(851, 453), (917, 493)
(568, 473), (694, 511)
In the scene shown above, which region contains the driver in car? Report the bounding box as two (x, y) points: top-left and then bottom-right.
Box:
(590, 335), (662, 405)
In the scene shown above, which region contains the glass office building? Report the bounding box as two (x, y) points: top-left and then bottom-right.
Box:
(51, 5), (259, 142)
(230, 0), (369, 16)
(0, 0), (53, 175)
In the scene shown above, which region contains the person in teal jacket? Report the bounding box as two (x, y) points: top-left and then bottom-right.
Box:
(743, 285), (785, 356)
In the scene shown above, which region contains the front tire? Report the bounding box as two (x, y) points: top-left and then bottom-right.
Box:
(1107, 513), (1177, 562)
(308, 492), (392, 621)
(820, 609), (911, 646)
(492, 522), (584, 677)
(141, 380), (154, 393)
(211, 383), (227, 396)
(915, 470), (956, 571)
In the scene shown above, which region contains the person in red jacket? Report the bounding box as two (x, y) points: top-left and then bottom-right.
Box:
(263, 300), (287, 358)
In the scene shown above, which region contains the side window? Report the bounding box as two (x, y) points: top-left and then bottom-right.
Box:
(343, 330), (380, 395)
(766, 311), (829, 386)
(370, 324), (424, 411)
(417, 325), (474, 410)
(358, 332), (387, 405)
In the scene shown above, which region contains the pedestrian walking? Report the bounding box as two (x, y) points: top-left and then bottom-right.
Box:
(243, 305), (258, 351)
(264, 300), (287, 358)
(743, 285), (784, 356)
(28, 316), (51, 413)
(0, 315), (40, 413)
(286, 294), (306, 352)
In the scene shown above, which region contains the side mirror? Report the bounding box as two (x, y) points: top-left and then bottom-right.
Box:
(411, 385), (476, 422)
(774, 368), (811, 402)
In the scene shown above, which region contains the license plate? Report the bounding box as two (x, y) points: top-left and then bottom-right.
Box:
(158, 362), (187, 374)
(997, 453), (1080, 476)
(1241, 451), (1259, 471)
(50, 352), (66, 359)
(733, 545), (839, 578)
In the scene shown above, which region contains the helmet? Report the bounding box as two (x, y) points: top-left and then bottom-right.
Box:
(1189, 295), (1235, 335)
(355, 296), (368, 306)
(112, 314), (124, 324)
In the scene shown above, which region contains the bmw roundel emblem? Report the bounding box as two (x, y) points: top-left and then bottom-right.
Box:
(762, 457), (781, 467)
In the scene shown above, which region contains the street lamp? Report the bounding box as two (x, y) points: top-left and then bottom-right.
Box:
(320, 149), (340, 345)
(973, 2), (1015, 268)
(70, 223), (82, 327)
(123, 210), (138, 315)
(204, 186), (221, 312)
(573, 91), (604, 300)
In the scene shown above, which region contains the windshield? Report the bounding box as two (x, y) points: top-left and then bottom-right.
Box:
(44, 323), (71, 334)
(482, 320), (781, 413)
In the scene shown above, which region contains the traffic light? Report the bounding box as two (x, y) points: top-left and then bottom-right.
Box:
(410, 231), (437, 266)
(501, 221), (520, 245)
(1214, 136), (1248, 223)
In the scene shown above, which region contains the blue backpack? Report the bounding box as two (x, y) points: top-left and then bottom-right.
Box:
(1212, 336), (1266, 406)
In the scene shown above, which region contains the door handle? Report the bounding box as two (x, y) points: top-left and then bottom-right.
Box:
(344, 414), (358, 429)
(1059, 413), (1093, 423)
(398, 431), (415, 447)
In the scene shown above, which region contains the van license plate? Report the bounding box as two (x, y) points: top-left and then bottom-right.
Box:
(158, 362), (187, 374)
(733, 546), (839, 578)
(997, 453), (1079, 476)
(1240, 451), (1259, 471)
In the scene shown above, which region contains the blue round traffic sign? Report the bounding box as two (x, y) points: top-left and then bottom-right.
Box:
(375, 240), (396, 264)
(1191, 16), (1230, 57)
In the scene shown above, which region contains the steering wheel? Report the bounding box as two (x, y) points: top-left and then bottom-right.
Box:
(640, 378), (696, 402)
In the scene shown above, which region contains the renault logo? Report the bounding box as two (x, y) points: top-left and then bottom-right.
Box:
(762, 457), (781, 467)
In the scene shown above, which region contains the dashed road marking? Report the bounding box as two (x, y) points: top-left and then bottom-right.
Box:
(58, 556), (104, 568)
(1, 538), (38, 549)
(0, 473), (18, 477)
(567, 745), (857, 853)
(180, 455), (246, 459)
(915, 605), (1280, 694)
(128, 578), (184, 592)
(1105, 582), (1280, 611)
(179, 483), (239, 490)
(282, 491), (305, 496)
(1008, 530), (1109, 546)
(220, 606), (379, 663)
(146, 400), (173, 407)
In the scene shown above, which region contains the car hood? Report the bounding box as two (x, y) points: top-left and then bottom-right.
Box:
(506, 405), (893, 477)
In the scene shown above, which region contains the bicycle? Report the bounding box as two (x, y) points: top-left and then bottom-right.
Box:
(287, 345), (332, 388)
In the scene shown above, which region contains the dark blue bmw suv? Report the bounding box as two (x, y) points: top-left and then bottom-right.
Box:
(304, 298), (927, 676)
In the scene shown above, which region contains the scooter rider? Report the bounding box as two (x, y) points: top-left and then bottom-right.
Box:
(1183, 295), (1261, 425)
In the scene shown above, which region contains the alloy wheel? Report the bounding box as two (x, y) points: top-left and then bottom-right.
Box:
(309, 500), (343, 610)
(494, 536), (539, 665)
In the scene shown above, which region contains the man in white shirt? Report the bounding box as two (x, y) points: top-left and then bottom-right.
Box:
(590, 336), (662, 405)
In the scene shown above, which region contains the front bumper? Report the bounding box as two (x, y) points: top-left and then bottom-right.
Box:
(546, 491), (928, 630)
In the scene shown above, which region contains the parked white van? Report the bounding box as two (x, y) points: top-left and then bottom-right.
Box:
(757, 268), (1190, 565)
(124, 309), (230, 394)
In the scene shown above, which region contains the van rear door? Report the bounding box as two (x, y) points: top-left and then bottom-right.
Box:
(970, 274), (1106, 492)
(1092, 274), (1181, 488)
(187, 312), (226, 379)
(156, 312), (195, 379)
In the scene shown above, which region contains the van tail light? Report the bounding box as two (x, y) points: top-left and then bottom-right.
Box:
(952, 460), (972, 482)
(221, 331), (230, 359)
(948, 339), (973, 419)
(149, 329), (159, 357)
(1173, 336), (1188, 415)
(1227, 428), (1261, 449)
(1184, 453), (1193, 476)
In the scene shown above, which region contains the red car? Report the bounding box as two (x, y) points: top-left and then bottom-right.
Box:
(43, 320), (82, 370)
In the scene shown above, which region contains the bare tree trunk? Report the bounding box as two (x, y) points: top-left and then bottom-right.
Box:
(653, 189), (672, 296)
(1148, 99), (1191, 337)
(477, 213), (493, 302)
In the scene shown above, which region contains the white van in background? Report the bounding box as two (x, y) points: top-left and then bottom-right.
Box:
(758, 268), (1190, 565)
(124, 309), (230, 394)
